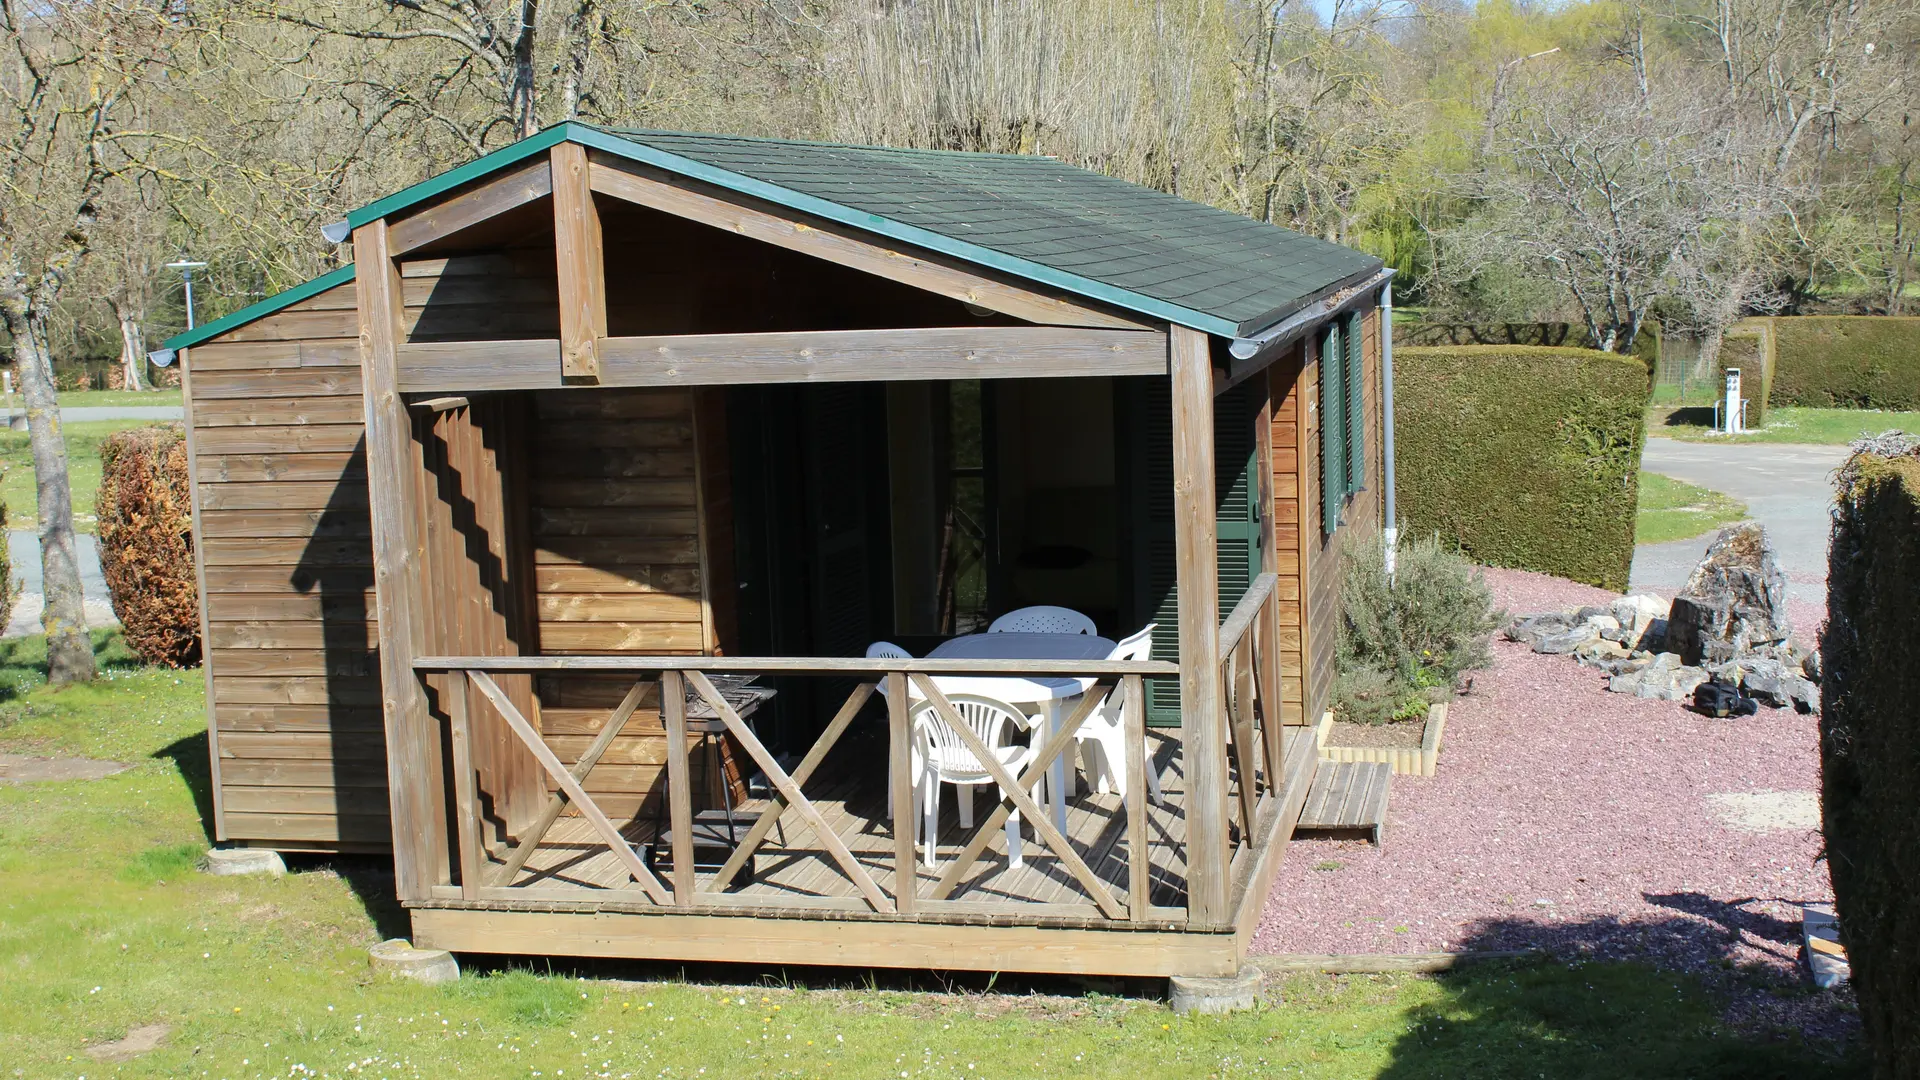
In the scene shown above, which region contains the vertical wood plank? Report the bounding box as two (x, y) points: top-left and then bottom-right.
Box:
(1169, 324), (1229, 926)
(1232, 639), (1259, 832)
(661, 669), (695, 905)
(551, 141), (606, 380)
(1123, 674), (1149, 921)
(178, 340), (227, 840)
(356, 218), (445, 900)
(447, 671), (481, 900)
(887, 672), (917, 914)
(1258, 594), (1284, 782)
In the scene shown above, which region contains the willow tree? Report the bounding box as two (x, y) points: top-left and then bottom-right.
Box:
(0, 0), (170, 682)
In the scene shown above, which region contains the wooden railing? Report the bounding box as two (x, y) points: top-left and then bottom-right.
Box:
(1215, 573), (1285, 875)
(413, 653), (1188, 927)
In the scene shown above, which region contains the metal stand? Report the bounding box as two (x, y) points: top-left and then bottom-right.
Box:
(644, 677), (776, 890)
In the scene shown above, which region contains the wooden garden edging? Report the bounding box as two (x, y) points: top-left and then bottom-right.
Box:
(1315, 702), (1448, 777)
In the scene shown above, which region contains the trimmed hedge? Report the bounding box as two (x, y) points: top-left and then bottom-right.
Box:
(1394, 346), (1649, 590)
(1771, 316), (1920, 411)
(97, 425), (201, 667)
(1824, 444), (1920, 1078)
(1395, 320), (1660, 367)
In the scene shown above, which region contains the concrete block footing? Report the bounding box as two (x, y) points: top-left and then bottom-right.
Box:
(199, 848), (286, 877)
(1169, 966), (1265, 1014)
(369, 939), (460, 984)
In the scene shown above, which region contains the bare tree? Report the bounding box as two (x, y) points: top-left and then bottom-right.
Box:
(0, 0), (171, 682)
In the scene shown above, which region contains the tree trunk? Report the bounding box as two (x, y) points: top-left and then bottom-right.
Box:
(10, 316), (95, 683)
(110, 296), (146, 392)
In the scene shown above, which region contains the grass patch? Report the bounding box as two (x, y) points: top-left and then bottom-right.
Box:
(0, 418), (174, 533)
(1636, 472), (1750, 545)
(0, 635), (1865, 1078)
(1652, 406), (1920, 445)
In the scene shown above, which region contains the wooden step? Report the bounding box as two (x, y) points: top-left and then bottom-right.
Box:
(1294, 760), (1391, 845)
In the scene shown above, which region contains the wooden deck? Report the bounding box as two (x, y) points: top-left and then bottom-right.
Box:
(1294, 759), (1391, 845)
(417, 727), (1314, 927)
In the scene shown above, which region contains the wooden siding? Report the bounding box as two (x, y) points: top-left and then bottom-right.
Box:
(1299, 303), (1385, 726)
(527, 388), (714, 818)
(188, 282), (386, 849)
(1266, 343), (1308, 724)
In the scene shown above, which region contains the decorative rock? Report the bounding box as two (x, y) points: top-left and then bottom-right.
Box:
(1533, 624), (1600, 654)
(369, 939), (460, 984)
(1170, 966), (1265, 1014)
(199, 848), (286, 877)
(1667, 523), (1791, 666)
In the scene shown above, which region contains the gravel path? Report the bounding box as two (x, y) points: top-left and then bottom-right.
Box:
(1253, 566), (1844, 1034)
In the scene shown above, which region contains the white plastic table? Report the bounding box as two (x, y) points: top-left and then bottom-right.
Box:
(924, 632), (1115, 833)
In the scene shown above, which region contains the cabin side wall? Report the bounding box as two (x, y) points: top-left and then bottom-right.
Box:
(187, 281), (384, 849)
(1266, 343), (1308, 724)
(1299, 302), (1386, 726)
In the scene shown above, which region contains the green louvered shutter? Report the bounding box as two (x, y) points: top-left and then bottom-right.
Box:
(1344, 311), (1366, 494)
(1319, 323), (1345, 534)
(1214, 380), (1263, 623)
(1128, 379), (1263, 728)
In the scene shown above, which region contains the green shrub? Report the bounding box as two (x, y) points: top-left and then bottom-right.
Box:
(0, 501), (14, 631)
(1394, 320), (1660, 368)
(1771, 316), (1920, 411)
(1717, 327), (1772, 427)
(1394, 345), (1648, 590)
(1822, 440), (1920, 1077)
(1333, 531), (1502, 724)
(96, 425), (199, 667)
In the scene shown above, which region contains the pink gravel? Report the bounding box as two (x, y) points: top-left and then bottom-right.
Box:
(1254, 566), (1846, 1034)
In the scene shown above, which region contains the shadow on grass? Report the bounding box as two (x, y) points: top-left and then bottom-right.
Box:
(1375, 911), (1863, 1079)
(153, 730), (216, 840)
(1660, 406), (1719, 430)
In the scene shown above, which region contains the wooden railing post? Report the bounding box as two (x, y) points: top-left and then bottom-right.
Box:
(1123, 674), (1149, 920)
(1170, 325), (1230, 926)
(887, 671), (917, 914)
(447, 670), (481, 900)
(661, 669), (695, 905)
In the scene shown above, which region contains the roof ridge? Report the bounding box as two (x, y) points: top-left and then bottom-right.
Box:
(587, 124), (1059, 163)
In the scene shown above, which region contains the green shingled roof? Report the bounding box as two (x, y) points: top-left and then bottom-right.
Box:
(167, 123), (1380, 350)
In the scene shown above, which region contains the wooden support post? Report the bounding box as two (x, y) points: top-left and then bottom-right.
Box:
(887, 672), (917, 914)
(661, 670), (696, 905)
(1169, 324), (1230, 927)
(551, 141), (606, 381)
(355, 218), (447, 902)
(448, 670), (481, 901)
(1123, 674), (1149, 921)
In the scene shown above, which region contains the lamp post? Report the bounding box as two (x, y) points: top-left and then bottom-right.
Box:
(150, 258), (208, 373)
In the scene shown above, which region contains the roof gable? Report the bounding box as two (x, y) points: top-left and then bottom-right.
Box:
(167, 123), (1381, 350)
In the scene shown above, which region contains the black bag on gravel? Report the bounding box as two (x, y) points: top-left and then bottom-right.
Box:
(1694, 678), (1759, 718)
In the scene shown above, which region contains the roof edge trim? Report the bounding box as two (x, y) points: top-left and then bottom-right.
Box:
(162, 263), (358, 352)
(563, 124), (1240, 337)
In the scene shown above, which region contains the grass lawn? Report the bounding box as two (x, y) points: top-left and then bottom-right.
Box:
(1, 388), (183, 410)
(1637, 471), (1750, 545)
(0, 418), (178, 533)
(1650, 405), (1920, 445)
(0, 634), (1862, 1078)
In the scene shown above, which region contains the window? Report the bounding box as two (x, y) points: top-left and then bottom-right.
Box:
(1319, 312), (1367, 534)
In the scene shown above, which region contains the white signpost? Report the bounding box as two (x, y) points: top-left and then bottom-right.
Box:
(1721, 367), (1745, 435)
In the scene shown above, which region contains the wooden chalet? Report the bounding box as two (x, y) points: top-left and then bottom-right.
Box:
(163, 124), (1393, 979)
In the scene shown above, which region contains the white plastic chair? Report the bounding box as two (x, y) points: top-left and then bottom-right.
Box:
(987, 605), (1096, 635)
(910, 694), (1038, 869)
(1073, 624), (1163, 804)
(870, 641), (921, 822)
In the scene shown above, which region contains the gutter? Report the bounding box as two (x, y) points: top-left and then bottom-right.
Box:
(1226, 266), (1395, 364)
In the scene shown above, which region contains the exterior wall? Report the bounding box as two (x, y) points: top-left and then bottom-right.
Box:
(1298, 301), (1386, 726)
(186, 280), (384, 849)
(1265, 342), (1307, 724)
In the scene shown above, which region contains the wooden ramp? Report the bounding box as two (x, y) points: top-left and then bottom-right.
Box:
(1294, 760), (1391, 845)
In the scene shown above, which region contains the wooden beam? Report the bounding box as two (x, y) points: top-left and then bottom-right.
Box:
(412, 908), (1238, 978)
(587, 155), (1152, 332)
(1169, 324), (1230, 927)
(413, 654), (1178, 675)
(388, 157), (553, 256)
(354, 217), (444, 900)
(552, 142), (607, 380)
(395, 339), (562, 391)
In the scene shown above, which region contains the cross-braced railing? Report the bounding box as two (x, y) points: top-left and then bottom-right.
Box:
(1215, 572), (1290, 882)
(415, 652), (1191, 926)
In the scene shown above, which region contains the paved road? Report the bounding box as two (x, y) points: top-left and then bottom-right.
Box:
(5, 530), (115, 638)
(1628, 437), (1851, 611)
(6, 405), (184, 425)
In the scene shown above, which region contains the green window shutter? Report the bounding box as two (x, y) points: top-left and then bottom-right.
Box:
(1319, 324), (1344, 534)
(1344, 310), (1366, 494)
(1214, 380), (1262, 622)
